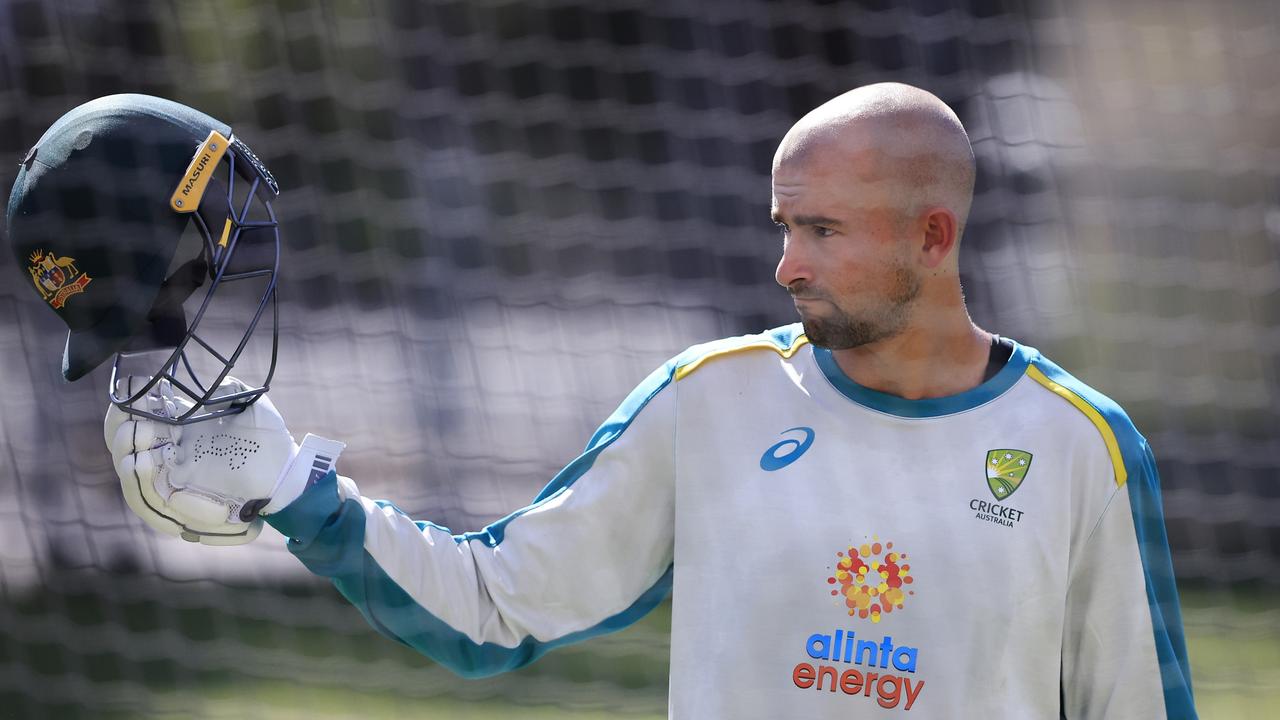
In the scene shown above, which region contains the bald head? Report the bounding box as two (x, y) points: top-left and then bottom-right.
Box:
(774, 83), (976, 236)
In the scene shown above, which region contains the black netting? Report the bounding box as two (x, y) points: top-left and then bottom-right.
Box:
(1, 0), (1277, 717)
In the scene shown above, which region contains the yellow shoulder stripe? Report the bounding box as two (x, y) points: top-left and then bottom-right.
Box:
(674, 335), (810, 381)
(1025, 365), (1127, 487)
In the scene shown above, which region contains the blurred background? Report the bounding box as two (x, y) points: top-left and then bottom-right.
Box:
(0, 0), (1276, 717)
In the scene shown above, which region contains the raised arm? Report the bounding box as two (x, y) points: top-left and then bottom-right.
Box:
(267, 362), (678, 676)
(107, 362), (679, 677)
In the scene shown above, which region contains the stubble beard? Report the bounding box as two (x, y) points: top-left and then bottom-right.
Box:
(796, 265), (922, 350)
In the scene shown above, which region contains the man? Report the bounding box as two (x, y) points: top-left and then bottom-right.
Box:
(87, 84), (1194, 717)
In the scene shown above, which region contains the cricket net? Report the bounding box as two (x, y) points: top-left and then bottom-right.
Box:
(0, 0), (1276, 717)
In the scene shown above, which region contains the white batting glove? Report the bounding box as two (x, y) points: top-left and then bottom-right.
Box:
(104, 376), (345, 546)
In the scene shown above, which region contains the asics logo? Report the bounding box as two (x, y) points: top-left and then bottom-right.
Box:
(760, 427), (815, 471)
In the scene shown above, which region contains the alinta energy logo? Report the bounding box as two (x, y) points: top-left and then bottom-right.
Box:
(827, 538), (913, 622)
(787, 536), (925, 711)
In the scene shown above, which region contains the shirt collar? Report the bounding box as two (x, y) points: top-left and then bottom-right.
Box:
(812, 341), (1034, 418)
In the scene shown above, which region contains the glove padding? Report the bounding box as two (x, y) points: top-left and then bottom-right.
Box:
(105, 376), (343, 546)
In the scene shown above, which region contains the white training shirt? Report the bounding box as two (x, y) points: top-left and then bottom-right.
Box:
(267, 325), (1196, 719)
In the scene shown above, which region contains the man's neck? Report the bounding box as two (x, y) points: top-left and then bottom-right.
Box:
(829, 319), (994, 401)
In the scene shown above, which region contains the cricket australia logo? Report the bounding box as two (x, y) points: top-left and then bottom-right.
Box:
(985, 449), (1032, 500)
(969, 449), (1032, 528)
(28, 249), (92, 309)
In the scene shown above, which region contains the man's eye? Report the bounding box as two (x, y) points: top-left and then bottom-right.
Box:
(774, 222), (790, 237)
(813, 226), (835, 238)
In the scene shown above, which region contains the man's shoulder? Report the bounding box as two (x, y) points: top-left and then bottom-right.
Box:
(670, 324), (809, 382)
(1019, 344), (1148, 483)
(603, 325), (808, 432)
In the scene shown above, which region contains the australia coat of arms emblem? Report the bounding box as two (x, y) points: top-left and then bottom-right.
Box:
(28, 250), (92, 309)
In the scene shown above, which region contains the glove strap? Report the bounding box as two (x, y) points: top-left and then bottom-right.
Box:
(255, 434), (346, 517)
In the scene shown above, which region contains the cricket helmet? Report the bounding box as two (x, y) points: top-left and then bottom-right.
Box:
(5, 94), (281, 424)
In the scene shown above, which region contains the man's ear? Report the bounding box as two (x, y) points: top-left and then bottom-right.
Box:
(919, 207), (958, 269)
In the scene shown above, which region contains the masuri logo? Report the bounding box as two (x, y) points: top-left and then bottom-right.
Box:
(170, 129), (230, 213)
(826, 538), (914, 623)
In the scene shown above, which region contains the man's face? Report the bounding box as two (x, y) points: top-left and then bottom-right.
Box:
(771, 147), (922, 350)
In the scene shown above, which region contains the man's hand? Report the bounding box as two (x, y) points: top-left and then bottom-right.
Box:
(105, 376), (344, 546)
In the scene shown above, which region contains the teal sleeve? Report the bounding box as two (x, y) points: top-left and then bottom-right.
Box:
(1126, 441), (1196, 718)
(263, 355), (680, 678)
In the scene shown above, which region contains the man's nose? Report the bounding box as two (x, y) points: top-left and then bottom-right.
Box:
(775, 238), (810, 289)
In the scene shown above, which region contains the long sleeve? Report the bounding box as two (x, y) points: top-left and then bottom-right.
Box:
(264, 359), (678, 678)
(1061, 439), (1196, 719)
